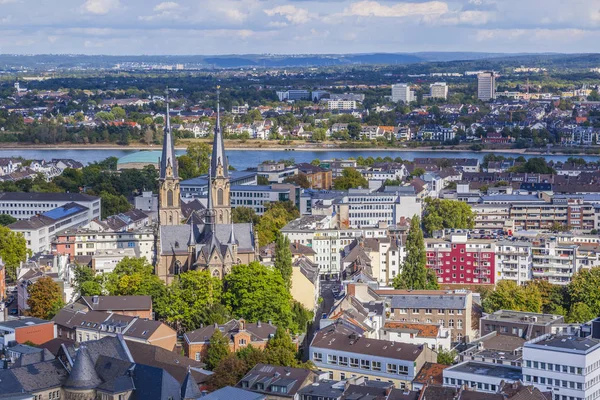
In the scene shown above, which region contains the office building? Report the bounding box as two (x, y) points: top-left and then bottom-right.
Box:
(327, 100), (357, 110)
(0, 192), (100, 220)
(478, 72), (496, 101)
(480, 310), (565, 340)
(9, 203), (97, 254)
(430, 82), (448, 99)
(443, 361), (522, 393)
(391, 84), (415, 103)
(277, 90), (311, 102)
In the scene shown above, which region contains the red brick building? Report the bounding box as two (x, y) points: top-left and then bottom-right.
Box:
(425, 234), (495, 285)
(0, 317), (56, 348)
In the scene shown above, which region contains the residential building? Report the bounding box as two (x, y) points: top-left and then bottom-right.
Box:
(310, 323), (437, 389)
(9, 202), (97, 254)
(425, 234), (496, 285)
(478, 72), (496, 101)
(184, 319), (279, 362)
(495, 240), (532, 285)
(531, 237), (578, 285)
(327, 100), (357, 110)
(380, 322), (452, 351)
(257, 161), (298, 183)
(480, 310), (565, 340)
(238, 363), (319, 400)
(430, 82), (448, 100)
(377, 289), (475, 342)
(297, 163), (332, 190)
(391, 84), (415, 103)
(0, 317), (56, 349)
(291, 257), (320, 311)
(320, 159), (358, 179)
(522, 333), (600, 400)
(53, 308), (177, 350)
(76, 295), (153, 319)
(0, 192), (100, 220)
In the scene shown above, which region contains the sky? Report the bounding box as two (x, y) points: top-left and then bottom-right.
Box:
(0, 0), (599, 55)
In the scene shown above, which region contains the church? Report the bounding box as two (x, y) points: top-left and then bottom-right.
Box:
(156, 91), (259, 284)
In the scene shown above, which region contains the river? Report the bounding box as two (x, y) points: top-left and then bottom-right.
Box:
(0, 148), (598, 170)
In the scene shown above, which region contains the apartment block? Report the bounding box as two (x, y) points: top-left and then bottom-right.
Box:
(480, 310), (565, 340)
(391, 84), (415, 103)
(310, 323), (437, 389)
(377, 289), (475, 342)
(425, 234), (496, 285)
(495, 240), (532, 285)
(430, 82), (448, 99)
(478, 72), (496, 101)
(531, 237), (578, 285)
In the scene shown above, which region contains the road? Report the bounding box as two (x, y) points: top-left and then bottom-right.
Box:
(301, 279), (341, 361)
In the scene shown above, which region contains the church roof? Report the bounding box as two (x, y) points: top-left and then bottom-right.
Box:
(160, 223), (255, 255)
(211, 89), (229, 179)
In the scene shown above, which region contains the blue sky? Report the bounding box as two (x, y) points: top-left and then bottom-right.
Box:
(0, 0), (599, 55)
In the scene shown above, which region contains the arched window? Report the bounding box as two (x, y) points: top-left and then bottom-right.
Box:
(174, 261), (181, 275)
(217, 188), (224, 205)
(212, 269), (220, 278)
(167, 189), (174, 207)
(169, 214), (173, 224)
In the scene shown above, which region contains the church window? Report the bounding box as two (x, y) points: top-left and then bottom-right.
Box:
(174, 261), (181, 275)
(212, 270), (220, 278)
(169, 214), (173, 224)
(167, 189), (174, 207)
(218, 188), (224, 205)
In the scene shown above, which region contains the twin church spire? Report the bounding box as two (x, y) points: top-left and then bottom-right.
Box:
(159, 87), (230, 226)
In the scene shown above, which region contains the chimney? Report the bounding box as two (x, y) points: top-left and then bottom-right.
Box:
(257, 321), (262, 328)
(239, 319), (245, 331)
(92, 295), (99, 305)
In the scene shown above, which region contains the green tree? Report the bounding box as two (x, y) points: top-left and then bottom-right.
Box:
(410, 167), (426, 178)
(105, 257), (166, 310)
(80, 281), (103, 296)
(526, 280), (566, 315)
(392, 216), (437, 290)
(510, 157), (555, 174)
(0, 214), (16, 226)
(567, 302), (595, 323)
(283, 174), (311, 189)
(422, 198), (475, 236)
(205, 329), (231, 370)
(236, 344), (267, 367)
(265, 326), (300, 367)
(223, 262), (296, 331)
(27, 276), (64, 319)
(274, 233), (293, 289)
(347, 122), (361, 140)
(231, 206), (260, 225)
(256, 202), (299, 246)
(333, 168), (368, 190)
(178, 155), (200, 180)
(111, 107), (126, 120)
(0, 226), (30, 280)
(483, 280), (542, 314)
(100, 191), (132, 219)
(208, 354), (248, 391)
(437, 349), (457, 365)
(567, 268), (600, 317)
(186, 143), (211, 175)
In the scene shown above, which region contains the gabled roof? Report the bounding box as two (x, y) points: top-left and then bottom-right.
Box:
(185, 319), (277, 344)
(80, 295), (152, 312)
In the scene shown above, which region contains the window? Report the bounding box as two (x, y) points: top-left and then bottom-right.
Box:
(398, 365), (409, 375)
(339, 356), (348, 366)
(387, 364), (397, 374)
(239, 338), (247, 345)
(449, 319), (454, 328)
(350, 358), (359, 368)
(425, 309), (432, 314)
(457, 320), (463, 329)
(313, 352), (322, 362)
(195, 352), (201, 361)
(167, 189), (174, 207)
(361, 359), (371, 370)
(372, 361), (381, 371)
(327, 354), (338, 364)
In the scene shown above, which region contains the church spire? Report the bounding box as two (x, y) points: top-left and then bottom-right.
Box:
(205, 161), (215, 228)
(211, 86), (229, 178)
(160, 88), (178, 179)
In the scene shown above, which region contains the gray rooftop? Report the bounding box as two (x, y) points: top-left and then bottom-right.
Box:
(0, 192), (98, 202)
(201, 386), (266, 400)
(0, 317), (52, 329)
(482, 310), (563, 325)
(446, 362), (522, 381)
(526, 335), (600, 353)
(389, 294), (468, 310)
(298, 380), (344, 399)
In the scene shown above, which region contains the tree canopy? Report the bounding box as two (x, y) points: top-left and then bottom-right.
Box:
(333, 168), (368, 190)
(27, 277), (64, 319)
(0, 225), (30, 280)
(422, 198), (475, 236)
(483, 280), (542, 314)
(256, 201), (299, 246)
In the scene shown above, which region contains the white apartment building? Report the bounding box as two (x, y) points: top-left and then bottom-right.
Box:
(430, 82), (448, 99)
(478, 72), (496, 101)
(531, 239), (578, 285)
(380, 322), (452, 351)
(391, 84), (415, 103)
(523, 333), (600, 400)
(495, 240), (532, 285)
(444, 361), (522, 393)
(0, 192), (100, 221)
(327, 100), (357, 110)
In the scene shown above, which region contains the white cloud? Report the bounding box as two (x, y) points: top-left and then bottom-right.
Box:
(342, 1), (448, 18)
(264, 5), (312, 25)
(154, 1), (179, 12)
(81, 0), (120, 15)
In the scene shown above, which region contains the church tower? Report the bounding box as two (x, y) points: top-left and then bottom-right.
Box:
(209, 86), (231, 225)
(158, 94), (181, 226)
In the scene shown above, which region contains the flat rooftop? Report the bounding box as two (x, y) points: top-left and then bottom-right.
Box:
(482, 310), (562, 325)
(446, 362), (522, 381)
(527, 335), (600, 352)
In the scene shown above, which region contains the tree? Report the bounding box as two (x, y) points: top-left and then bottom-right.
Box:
(410, 168), (426, 178)
(186, 143), (211, 175)
(99, 191), (132, 219)
(392, 216), (437, 290)
(232, 207), (260, 225)
(256, 202), (299, 246)
(27, 277), (64, 319)
(80, 281), (103, 296)
(422, 198), (475, 236)
(0, 214), (16, 226)
(105, 257), (166, 310)
(347, 122), (361, 140)
(527, 280), (566, 315)
(178, 155), (200, 180)
(567, 302), (595, 323)
(265, 326), (300, 367)
(311, 128), (327, 142)
(208, 354), (248, 390)
(274, 233), (293, 289)
(483, 280), (542, 314)
(568, 267), (600, 317)
(205, 329), (230, 370)
(333, 168), (368, 190)
(257, 175), (270, 185)
(283, 174), (311, 189)
(223, 262), (295, 331)
(510, 157), (555, 174)
(111, 107), (126, 119)
(0, 226), (30, 280)
(437, 349), (456, 365)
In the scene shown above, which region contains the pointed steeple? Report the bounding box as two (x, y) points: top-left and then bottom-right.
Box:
(64, 346), (103, 390)
(187, 223), (195, 247)
(160, 88), (178, 180)
(204, 161), (215, 228)
(181, 368), (202, 400)
(211, 86), (229, 178)
(229, 219), (236, 245)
